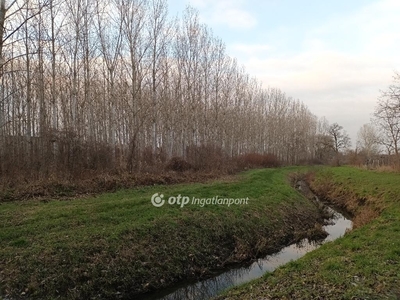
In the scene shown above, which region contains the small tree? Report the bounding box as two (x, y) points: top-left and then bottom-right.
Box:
(373, 72), (400, 167)
(328, 122), (351, 165)
(357, 123), (380, 158)
(314, 133), (334, 163)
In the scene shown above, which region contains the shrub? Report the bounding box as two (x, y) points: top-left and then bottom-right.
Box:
(186, 144), (227, 171)
(165, 157), (192, 172)
(235, 153), (280, 170)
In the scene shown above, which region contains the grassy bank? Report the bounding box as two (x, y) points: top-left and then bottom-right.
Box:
(217, 166), (400, 299)
(0, 168), (325, 299)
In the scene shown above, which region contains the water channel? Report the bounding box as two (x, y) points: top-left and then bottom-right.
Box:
(141, 195), (352, 300)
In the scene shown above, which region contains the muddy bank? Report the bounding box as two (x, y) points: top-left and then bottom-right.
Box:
(142, 195), (351, 300)
(124, 175), (333, 298)
(306, 170), (383, 228)
(125, 206), (328, 299)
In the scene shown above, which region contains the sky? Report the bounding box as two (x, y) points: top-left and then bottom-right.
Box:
(168, 0), (400, 147)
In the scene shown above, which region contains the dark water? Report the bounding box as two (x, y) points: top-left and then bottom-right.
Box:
(141, 206), (352, 300)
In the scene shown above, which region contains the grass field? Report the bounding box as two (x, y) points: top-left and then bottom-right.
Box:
(0, 168), (326, 299)
(217, 166), (400, 299)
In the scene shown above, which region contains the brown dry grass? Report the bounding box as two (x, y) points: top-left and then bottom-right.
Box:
(0, 151), (283, 202)
(374, 165), (399, 172)
(0, 170), (224, 202)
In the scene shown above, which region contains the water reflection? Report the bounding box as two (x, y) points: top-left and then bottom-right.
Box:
(141, 209), (352, 300)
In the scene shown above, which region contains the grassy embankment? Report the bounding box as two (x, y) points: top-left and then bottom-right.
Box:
(217, 166), (400, 299)
(0, 168), (326, 299)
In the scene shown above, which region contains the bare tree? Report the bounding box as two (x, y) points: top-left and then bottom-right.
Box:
(328, 122), (351, 165)
(0, 0), (324, 182)
(373, 72), (400, 165)
(117, 0), (148, 171)
(95, 0), (123, 164)
(147, 0), (168, 155)
(357, 123), (380, 157)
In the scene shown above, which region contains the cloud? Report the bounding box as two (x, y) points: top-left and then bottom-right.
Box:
(232, 0), (400, 144)
(218, 8), (256, 29)
(243, 49), (396, 143)
(229, 43), (272, 56)
(309, 0), (400, 56)
(189, 0), (257, 29)
(185, 0), (400, 143)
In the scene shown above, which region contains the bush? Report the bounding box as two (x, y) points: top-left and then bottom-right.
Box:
(235, 153), (280, 170)
(141, 146), (168, 167)
(165, 157), (192, 172)
(186, 144), (227, 171)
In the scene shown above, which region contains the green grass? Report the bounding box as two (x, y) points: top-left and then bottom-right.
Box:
(0, 167), (325, 299)
(216, 166), (400, 299)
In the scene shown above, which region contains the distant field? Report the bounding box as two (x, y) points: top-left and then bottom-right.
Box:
(0, 168), (325, 299)
(217, 167), (400, 299)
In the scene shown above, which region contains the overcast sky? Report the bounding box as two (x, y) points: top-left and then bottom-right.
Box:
(168, 0), (400, 146)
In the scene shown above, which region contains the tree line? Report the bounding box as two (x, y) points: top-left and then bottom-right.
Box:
(0, 0), (348, 181)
